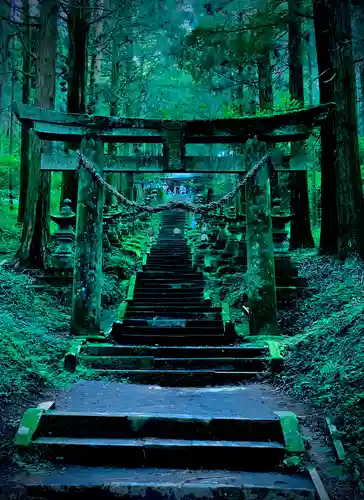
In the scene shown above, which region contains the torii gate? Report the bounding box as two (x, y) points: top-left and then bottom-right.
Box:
(13, 102), (334, 338)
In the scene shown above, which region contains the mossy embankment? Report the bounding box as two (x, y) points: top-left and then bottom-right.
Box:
(0, 266), (77, 460)
(279, 251), (364, 488)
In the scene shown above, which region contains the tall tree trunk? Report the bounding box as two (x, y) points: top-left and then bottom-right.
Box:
(0, 1), (10, 155)
(87, 0), (103, 114)
(360, 63), (364, 137)
(313, 0), (364, 259)
(288, 0), (314, 249)
(257, 55), (273, 111)
(257, 0), (273, 112)
(305, 31), (314, 107)
(8, 27), (16, 211)
(106, 0), (121, 205)
(61, 0), (89, 207)
(16, 0), (58, 268)
(18, 0), (32, 222)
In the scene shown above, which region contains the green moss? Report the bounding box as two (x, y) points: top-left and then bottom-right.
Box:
(280, 251), (364, 483)
(0, 267), (75, 401)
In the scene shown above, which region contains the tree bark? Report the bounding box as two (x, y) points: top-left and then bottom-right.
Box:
(18, 0), (32, 222)
(313, 0), (364, 259)
(106, 8), (121, 206)
(87, 0), (104, 114)
(0, 1), (10, 155)
(288, 0), (314, 250)
(16, 0), (58, 268)
(61, 0), (90, 208)
(257, 55), (273, 111)
(360, 63), (364, 137)
(257, 0), (273, 112)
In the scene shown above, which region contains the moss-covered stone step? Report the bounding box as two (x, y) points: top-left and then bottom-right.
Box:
(24, 411), (283, 439)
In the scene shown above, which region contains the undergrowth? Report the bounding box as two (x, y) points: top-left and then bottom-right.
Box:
(0, 267), (75, 403)
(280, 250), (364, 485)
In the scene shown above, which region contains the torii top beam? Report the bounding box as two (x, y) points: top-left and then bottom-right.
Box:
(13, 102), (335, 144)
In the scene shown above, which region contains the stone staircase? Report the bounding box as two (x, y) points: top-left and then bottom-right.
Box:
(71, 209), (281, 386)
(12, 209), (323, 499)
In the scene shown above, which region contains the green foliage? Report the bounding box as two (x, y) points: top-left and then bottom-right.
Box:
(101, 272), (124, 306)
(0, 267), (74, 402)
(107, 250), (139, 277)
(280, 251), (364, 480)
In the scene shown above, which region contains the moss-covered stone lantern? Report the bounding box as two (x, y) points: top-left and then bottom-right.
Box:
(49, 199), (76, 272)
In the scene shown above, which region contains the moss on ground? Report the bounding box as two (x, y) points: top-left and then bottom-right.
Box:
(279, 250), (364, 487)
(0, 267), (76, 402)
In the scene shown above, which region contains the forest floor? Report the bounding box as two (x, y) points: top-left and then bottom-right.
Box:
(0, 250), (364, 499)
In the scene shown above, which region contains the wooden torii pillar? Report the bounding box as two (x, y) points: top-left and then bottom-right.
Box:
(245, 139), (278, 336)
(71, 137), (105, 335)
(12, 102), (334, 338)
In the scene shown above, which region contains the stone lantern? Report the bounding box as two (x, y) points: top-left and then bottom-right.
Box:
(49, 199), (75, 273)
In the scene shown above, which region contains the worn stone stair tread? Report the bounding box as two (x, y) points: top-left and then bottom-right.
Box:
(132, 295), (204, 300)
(124, 311), (221, 318)
(127, 303), (221, 314)
(89, 370), (260, 384)
(13, 466), (317, 500)
(80, 356), (269, 370)
(34, 437), (285, 449)
(111, 334), (230, 345)
(118, 328), (224, 336)
(32, 411), (283, 450)
(83, 344), (268, 357)
(122, 319), (222, 326)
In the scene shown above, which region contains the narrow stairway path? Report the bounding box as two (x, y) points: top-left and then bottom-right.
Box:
(11, 209), (331, 499)
(78, 209), (278, 386)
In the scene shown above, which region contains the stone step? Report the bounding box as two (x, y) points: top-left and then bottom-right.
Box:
(138, 276), (200, 282)
(134, 285), (203, 292)
(131, 298), (205, 305)
(82, 344), (269, 358)
(79, 356), (269, 371)
(137, 277), (204, 284)
(32, 411), (283, 442)
(125, 309), (221, 318)
(122, 318), (219, 327)
(126, 305), (218, 313)
(16, 468), (317, 500)
(32, 436), (285, 470)
(146, 260), (191, 264)
(76, 369), (264, 384)
(115, 325), (224, 336)
(132, 293), (203, 300)
(142, 269), (195, 273)
(135, 285), (205, 292)
(144, 267), (194, 273)
(111, 333), (231, 346)
(145, 263), (193, 269)
(149, 247), (189, 251)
